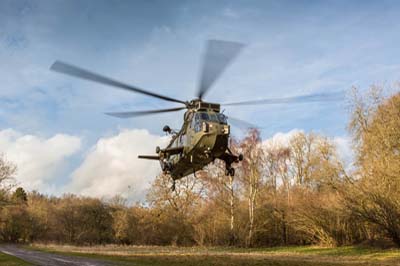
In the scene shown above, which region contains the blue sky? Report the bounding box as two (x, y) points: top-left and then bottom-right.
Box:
(1, 0), (400, 199)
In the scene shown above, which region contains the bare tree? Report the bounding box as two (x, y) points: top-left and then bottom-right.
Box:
(0, 155), (17, 207)
(238, 129), (264, 247)
(201, 156), (239, 244)
(346, 87), (400, 246)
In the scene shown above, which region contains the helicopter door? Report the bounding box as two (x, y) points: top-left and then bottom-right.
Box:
(193, 113), (202, 133)
(189, 113), (201, 145)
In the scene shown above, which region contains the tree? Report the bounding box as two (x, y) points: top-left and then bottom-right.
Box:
(346, 87), (400, 246)
(264, 142), (291, 245)
(55, 195), (113, 244)
(198, 156), (240, 245)
(146, 173), (206, 245)
(0, 155), (17, 207)
(26, 191), (57, 243)
(238, 129), (264, 247)
(12, 187), (27, 203)
(0, 205), (31, 242)
(109, 198), (139, 245)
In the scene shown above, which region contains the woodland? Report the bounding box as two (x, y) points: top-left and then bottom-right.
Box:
(0, 87), (399, 248)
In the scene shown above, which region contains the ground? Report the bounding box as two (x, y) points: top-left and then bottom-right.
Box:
(1, 244), (400, 266)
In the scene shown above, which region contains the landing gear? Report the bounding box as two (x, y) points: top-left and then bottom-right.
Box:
(225, 166), (235, 176)
(171, 179), (176, 191)
(221, 149), (243, 177)
(161, 159), (172, 173)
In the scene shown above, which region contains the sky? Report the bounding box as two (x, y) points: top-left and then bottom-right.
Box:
(1, 0), (400, 201)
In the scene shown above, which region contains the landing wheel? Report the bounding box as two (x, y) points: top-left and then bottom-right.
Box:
(238, 154), (244, 161)
(229, 168), (235, 176)
(225, 167), (235, 176)
(171, 179), (176, 191)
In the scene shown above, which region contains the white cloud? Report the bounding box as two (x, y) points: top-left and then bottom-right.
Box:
(263, 129), (303, 148)
(66, 129), (169, 201)
(0, 127), (354, 200)
(0, 129), (81, 193)
(262, 130), (353, 167)
(333, 136), (354, 166)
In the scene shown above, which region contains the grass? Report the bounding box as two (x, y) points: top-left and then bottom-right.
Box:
(0, 252), (31, 266)
(28, 244), (400, 266)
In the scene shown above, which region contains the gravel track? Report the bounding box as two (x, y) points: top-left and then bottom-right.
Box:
(0, 245), (115, 266)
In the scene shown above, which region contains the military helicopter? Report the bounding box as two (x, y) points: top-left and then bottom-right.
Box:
(51, 40), (343, 189)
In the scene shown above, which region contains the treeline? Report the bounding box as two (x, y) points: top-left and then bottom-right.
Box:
(0, 87), (399, 247)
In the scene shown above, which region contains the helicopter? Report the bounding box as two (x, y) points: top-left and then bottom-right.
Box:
(50, 40), (343, 189)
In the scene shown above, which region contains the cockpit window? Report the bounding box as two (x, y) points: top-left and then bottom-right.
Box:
(192, 113), (201, 132)
(196, 112), (227, 124)
(199, 113), (209, 121)
(209, 114), (219, 122)
(217, 113), (227, 124)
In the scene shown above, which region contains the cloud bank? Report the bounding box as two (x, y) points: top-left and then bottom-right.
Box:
(0, 129), (81, 193)
(66, 129), (169, 201)
(0, 127), (352, 200)
(263, 129), (302, 148)
(262, 129), (353, 168)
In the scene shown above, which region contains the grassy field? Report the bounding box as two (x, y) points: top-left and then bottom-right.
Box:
(0, 252), (31, 266)
(30, 244), (400, 266)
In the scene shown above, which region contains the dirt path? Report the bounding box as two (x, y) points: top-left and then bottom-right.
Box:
(0, 245), (115, 266)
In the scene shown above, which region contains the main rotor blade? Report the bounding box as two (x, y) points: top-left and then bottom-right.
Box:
(197, 40), (244, 100)
(222, 91), (345, 106)
(228, 116), (260, 130)
(51, 61), (186, 105)
(105, 107), (186, 118)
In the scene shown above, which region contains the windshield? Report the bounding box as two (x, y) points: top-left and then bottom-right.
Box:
(197, 112), (227, 124)
(199, 112), (209, 121)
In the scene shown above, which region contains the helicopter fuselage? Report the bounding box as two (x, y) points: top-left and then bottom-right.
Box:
(166, 117), (230, 179)
(139, 100), (241, 179)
